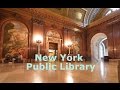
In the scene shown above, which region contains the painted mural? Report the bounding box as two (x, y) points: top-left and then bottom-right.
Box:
(71, 34), (81, 54)
(3, 21), (28, 58)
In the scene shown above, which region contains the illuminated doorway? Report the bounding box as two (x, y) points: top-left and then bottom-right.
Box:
(46, 30), (62, 60)
(91, 33), (108, 62)
(49, 42), (58, 57)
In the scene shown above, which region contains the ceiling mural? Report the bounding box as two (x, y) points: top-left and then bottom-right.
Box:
(46, 8), (87, 26)
(46, 8), (105, 27)
(1, 8), (109, 27)
(68, 8), (86, 24)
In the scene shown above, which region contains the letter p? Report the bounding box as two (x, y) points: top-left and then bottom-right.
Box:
(26, 63), (32, 70)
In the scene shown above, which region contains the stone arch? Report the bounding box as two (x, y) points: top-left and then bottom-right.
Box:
(91, 33), (108, 61)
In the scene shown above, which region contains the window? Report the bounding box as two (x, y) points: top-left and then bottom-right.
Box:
(76, 12), (82, 20)
(110, 8), (119, 11)
(106, 10), (112, 16)
(105, 8), (119, 16)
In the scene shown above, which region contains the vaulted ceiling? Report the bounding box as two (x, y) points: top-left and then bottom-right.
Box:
(45, 8), (108, 27)
(0, 8), (113, 28)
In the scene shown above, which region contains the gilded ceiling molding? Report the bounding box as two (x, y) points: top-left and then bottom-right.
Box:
(0, 8), (83, 31)
(0, 8), (32, 19)
(28, 8), (82, 30)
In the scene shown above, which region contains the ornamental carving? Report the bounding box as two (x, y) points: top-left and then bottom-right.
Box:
(0, 8), (83, 31)
(46, 30), (61, 57)
(32, 18), (44, 25)
(47, 30), (60, 39)
(28, 8), (81, 30)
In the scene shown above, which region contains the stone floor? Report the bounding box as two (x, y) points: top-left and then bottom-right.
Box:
(0, 61), (118, 83)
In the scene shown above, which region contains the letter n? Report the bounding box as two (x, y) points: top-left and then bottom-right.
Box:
(35, 54), (42, 61)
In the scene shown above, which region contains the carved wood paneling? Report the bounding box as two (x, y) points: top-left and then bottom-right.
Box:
(113, 22), (120, 58)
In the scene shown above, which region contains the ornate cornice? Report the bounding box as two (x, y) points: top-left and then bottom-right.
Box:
(32, 18), (45, 25)
(27, 8), (82, 30)
(0, 8), (83, 31)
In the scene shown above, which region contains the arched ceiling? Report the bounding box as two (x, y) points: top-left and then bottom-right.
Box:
(1, 8), (114, 28)
(45, 8), (109, 27)
(46, 8), (87, 27)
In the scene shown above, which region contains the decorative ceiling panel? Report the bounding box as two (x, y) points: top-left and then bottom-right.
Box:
(1, 8), (107, 27)
(46, 8), (87, 24)
(68, 8), (86, 23)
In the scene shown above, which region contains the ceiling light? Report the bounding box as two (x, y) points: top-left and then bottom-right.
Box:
(76, 12), (82, 20)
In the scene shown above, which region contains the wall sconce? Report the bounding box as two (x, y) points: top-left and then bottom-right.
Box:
(36, 40), (41, 44)
(65, 40), (72, 55)
(36, 40), (41, 55)
(68, 44), (72, 55)
(33, 34), (43, 54)
(33, 34), (43, 43)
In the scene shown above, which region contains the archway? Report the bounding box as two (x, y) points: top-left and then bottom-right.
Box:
(46, 30), (62, 60)
(91, 33), (108, 61)
(2, 20), (28, 62)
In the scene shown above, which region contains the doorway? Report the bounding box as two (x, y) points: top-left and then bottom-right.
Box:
(46, 30), (62, 60)
(49, 42), (58, 57)
(91, 33), (108, 62)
